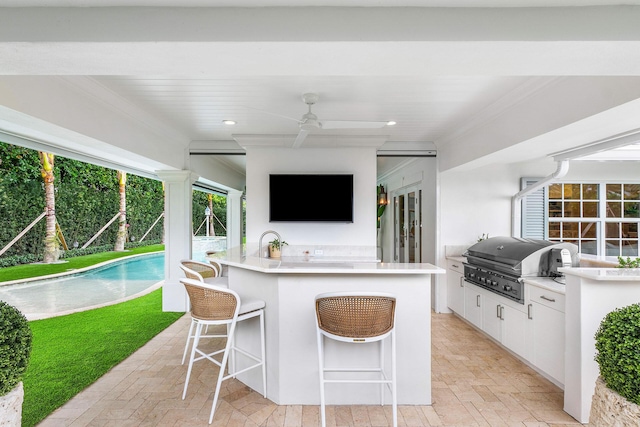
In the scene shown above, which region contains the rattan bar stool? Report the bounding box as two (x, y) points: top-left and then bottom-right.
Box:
(315, 291), (397, 427)
(179, 259), (224, 284)
(180, 278), (266, 424)
(179, 260), (229, 364)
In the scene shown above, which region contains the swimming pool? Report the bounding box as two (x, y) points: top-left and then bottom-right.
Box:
(0, 253), (164, 320)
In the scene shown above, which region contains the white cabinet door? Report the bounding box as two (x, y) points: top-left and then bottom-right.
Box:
(463, 282), (482, 329)
(502, 304), (529, 358)
(481, 291), (502, 342)
(531, 302), (565, 384)
(447, 261), (465, 316)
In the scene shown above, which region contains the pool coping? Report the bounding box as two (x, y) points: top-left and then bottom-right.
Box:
(25, 280), (165, 321)
(0, 251), (164, 287)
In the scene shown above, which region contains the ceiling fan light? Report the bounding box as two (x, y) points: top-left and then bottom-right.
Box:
(300, 112), (321, 131)
(300, 119), (320, 131)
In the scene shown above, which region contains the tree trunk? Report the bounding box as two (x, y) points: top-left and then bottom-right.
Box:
(207, 194), (215, 236)
(114, 170), (127, 251)
(38, 152), (58, 263)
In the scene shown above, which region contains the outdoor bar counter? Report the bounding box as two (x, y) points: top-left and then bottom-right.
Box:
(560, 267), (640, 424)
(209, 246), (445, 406)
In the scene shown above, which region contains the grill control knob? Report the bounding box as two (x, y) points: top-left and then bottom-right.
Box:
(503, 284), (512, 292)
(491, 280), (498, 286)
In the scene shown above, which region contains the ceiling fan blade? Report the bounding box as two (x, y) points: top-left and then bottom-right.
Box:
(241, 105), (301, 123)
(321, 120), (389, 130)
(292, 129), (309, 148)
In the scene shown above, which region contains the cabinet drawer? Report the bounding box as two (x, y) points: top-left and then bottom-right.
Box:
(529, 286), (565, 312)
(447, 260), (464, 274)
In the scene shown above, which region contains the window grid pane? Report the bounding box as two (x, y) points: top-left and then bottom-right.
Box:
(547, 182), (639, 256)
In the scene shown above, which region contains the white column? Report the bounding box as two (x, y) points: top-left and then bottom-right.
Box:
(226, 189), (243, 250)
(156, 170), (199, 312)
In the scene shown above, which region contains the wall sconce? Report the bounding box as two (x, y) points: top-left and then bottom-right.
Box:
(378, 185), (388, 206)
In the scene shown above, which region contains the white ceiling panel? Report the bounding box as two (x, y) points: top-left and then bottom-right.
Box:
(93, 75), (534, 143)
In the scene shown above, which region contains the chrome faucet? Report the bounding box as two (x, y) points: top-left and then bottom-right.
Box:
(259, 230), (282, 259)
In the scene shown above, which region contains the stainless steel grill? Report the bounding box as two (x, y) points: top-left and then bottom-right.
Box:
(463, 236), (578, 304)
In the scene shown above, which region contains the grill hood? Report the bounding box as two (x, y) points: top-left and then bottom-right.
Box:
(464, 236), (578, 277)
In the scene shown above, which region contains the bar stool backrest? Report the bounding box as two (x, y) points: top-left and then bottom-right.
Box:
(181, 279), (239, 321)
(180, 259), (218, 281)
(209, 260), (222, 276)
(315, 292), (396, 342)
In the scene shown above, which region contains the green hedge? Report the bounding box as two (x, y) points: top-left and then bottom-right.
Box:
(594, 303), (640, 405)
(0, 142), (164, 260)
(192, 191), (227, 237)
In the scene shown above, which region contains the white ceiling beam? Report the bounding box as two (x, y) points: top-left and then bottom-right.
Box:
(552, 129), (640, 161)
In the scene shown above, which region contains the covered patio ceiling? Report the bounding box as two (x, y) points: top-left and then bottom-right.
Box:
(1, 2), (640, 188)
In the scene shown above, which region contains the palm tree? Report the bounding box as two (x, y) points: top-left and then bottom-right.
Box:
(39, 151), (58, 263)
(114, 170), (127, 251)
(207, 193), (215, 236)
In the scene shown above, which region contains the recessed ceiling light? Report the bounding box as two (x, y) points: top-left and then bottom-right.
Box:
(222, 120), (236, 125)
(386, 121), (397, 126)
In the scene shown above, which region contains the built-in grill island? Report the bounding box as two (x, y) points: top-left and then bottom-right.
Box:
(463, 236), (579, 304)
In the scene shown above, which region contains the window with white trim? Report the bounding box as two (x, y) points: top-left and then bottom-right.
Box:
(526, 182), (640, 256)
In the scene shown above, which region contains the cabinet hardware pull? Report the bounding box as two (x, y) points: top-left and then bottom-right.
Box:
(452, 264), (458, 268)
(459, 277), (464, 287)
(496, 304), (500, 318)
(477, 295), (480, 307)
(540, 295), (556, 302)
(528, 303), (533, 319)
(500, 305), (504, 320)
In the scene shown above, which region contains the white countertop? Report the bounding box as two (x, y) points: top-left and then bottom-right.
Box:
(559, 267), (640, 281)
(210, 246), (444, 275)
(522, 276), (567, 294)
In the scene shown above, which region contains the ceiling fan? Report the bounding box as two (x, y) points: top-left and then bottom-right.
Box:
(259, 93), (390, 148)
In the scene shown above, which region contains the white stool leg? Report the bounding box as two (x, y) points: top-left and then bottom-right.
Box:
(260, 310), (267, 397)
(317, 331), (327, 427)
(228, 323), (235, 377)
(182, 321), (203, 400)
(209, 322), (237, 424)
(379, 338), (385, 406)
(391, 330), (397, 427)
(181, 318), (196, 365)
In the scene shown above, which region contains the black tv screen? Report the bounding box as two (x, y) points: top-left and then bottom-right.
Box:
(269, 174), (354, 222)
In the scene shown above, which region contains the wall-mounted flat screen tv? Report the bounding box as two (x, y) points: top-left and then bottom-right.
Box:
(269, 174), (354, 222)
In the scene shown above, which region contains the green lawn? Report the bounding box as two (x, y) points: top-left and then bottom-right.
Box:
(0, 243), (184, 426)
(22, 288), (184, 427)
(0, 244), (164, 283)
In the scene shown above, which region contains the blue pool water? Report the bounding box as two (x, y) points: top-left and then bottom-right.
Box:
(0, 253), (164, 319)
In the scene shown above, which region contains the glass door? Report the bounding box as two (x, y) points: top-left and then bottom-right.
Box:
(394, 186), (421, 263)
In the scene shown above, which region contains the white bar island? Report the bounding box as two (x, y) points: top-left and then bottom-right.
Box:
(561, 267), (640, 424)
(210, 247), (444, 406)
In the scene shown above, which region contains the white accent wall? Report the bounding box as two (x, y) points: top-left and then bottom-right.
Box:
(244, 146), (377, 247)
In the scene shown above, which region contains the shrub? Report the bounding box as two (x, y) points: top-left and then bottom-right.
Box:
(594, 303), (640, 405)
(617, 256), (640, 268)
(0, 301), (32, 396)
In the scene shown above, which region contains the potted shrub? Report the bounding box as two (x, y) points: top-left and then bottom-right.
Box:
(591, 303), (640, 425)
(268, 239), (287, 259)
(0, 301), (32, 427)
